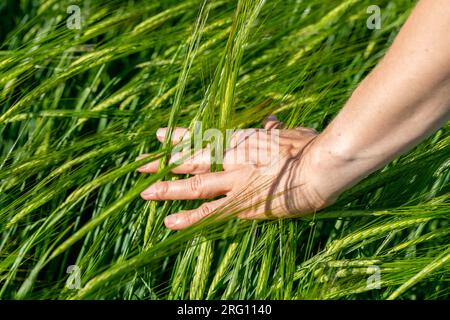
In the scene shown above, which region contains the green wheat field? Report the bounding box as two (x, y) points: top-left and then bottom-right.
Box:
(0, 0), (448, 300)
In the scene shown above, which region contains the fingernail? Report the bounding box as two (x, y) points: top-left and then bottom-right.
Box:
(165, 215), (180, 228)
(137, 165), (148, 173)
(263, 115), (278, 127)
(141, 185), (156, 197)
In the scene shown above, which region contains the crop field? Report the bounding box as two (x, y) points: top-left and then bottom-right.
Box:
(0, 0), (449, 300)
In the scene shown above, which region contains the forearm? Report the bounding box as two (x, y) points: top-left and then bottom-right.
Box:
(306, 0), (450, 202)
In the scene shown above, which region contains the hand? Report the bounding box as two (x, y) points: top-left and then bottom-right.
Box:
(138, 116), (335, 230)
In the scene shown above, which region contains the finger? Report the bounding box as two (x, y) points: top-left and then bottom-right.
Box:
(136, 153), (162, 173)
(140, 170), (236, 200)
(138, 147), (213, 174)
(156, 127), (190, 144)
(164, 197), (229, 230)
(137, 157), (160, 173)
(168, 148), (212, 174)
(263, 115), (283, 130)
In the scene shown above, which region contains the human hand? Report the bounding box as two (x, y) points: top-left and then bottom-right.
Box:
(138, 116), (336, 230)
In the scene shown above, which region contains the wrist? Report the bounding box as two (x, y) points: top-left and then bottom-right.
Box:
(301, 134), (362, 206)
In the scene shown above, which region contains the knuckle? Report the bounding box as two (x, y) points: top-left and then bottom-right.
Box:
(188, 175), (203, 197)
(155, 181), (169, 198)
(184, 213), (195, 226)
(199, 203), (213, 217)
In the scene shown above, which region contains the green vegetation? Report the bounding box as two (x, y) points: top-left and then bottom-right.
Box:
(0, 0), (448, 300)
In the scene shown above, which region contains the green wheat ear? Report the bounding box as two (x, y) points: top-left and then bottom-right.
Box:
(0, 0), (449, 300)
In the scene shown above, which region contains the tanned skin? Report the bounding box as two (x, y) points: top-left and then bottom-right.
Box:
(138, 0), (450, 230)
